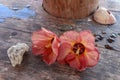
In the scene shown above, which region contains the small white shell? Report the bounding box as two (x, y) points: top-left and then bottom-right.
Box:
(7, 43), (29, 67)
(93, 7), (116, 25)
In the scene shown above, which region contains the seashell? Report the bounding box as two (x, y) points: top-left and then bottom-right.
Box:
(7, 43), (29, 67)
(93, 7), (116, 25)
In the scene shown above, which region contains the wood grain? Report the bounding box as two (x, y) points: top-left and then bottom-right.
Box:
(0, 0), (120, 80)
(43, 0), (98, 19)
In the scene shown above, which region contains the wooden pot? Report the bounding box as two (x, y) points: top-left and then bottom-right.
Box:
(43, 0), (99, 19)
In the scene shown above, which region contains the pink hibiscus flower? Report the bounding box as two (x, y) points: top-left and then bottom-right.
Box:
(31, 28), (59, 65)
(57, 30), (99, 71)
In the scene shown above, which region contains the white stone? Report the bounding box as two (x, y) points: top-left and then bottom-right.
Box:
(7, 43), (29, 67)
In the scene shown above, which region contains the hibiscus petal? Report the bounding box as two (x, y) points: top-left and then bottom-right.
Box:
(32, 45), (43, 55)
(41, 37), (59, 65)
(43, 37), (59, 65)
(79, 30), (95, 50)
(31, 27), (56, 45)
(31, 31), (52, 51)
(41, 47), (52, 56)
(43, 52), (58, 65)
(35, 39), (51, 49)
(65, 53), (76, 62)
(79, 30), (94, 43)
(41, 27), (56, 38)
(67, 56), (81, 71)
(32, 45), (50, 56)
(78, 54), (87, 70)
(57, 43), (72, 64)
(85, 48), (99, 67)
(32, 30), (51, 43)
(52, 37), (59, 56)
(60, 31), (79, 43)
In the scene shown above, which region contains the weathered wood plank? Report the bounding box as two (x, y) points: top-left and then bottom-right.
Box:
(0, 0), (120, 80)
(0, 47), (120, 80)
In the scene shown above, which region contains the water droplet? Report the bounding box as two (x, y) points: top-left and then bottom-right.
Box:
(110, 33), (117, 38)
(118, 33), (120, 36)
(12, 7), (19, 11)
(101, 31), (106, 34)
(95, 34), (104, 42)
(26, 4), (31, 8)
(105, 44), (114, 50)
(11, 32), (17, 36)
(107, 37), (115, 43)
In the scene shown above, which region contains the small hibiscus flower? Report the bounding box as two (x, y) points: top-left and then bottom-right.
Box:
(57, 30), (99, 71)
(31, 28), (59, 65)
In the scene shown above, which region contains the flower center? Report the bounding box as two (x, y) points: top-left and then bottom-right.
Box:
(51, 38), (54, 43)
(45, 38), (54, 48)
(73, 43), (85, 55)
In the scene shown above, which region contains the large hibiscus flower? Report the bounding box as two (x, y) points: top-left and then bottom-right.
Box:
(57, 30), (99, 71)
(31, 28), (59, 65)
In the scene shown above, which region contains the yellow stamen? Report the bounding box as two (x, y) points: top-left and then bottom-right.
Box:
(45, 43), (51, 48)
(76, 48), (80, 55)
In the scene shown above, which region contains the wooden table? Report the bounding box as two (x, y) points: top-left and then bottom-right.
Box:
(0, 0), (120, 80)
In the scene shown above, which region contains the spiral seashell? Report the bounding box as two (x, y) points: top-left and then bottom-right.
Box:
(93, 7), (116, 25)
